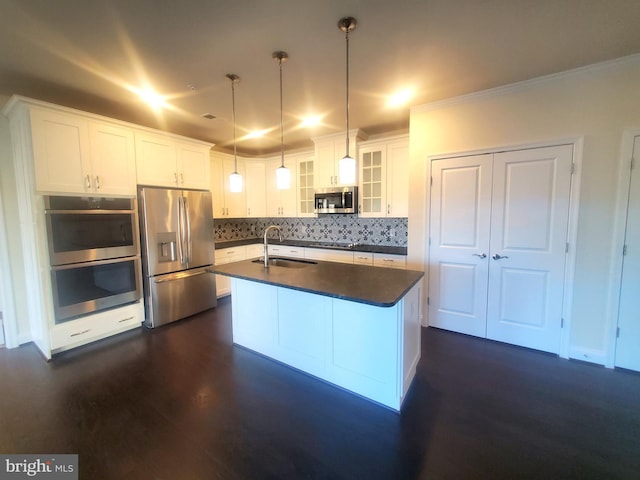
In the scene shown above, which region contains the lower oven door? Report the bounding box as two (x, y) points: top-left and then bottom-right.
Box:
(50, 256), (142, 323)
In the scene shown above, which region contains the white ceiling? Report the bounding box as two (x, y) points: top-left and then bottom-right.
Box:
(2, 0), (640, 156)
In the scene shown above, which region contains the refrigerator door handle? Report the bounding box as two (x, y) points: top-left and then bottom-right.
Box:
(177, 196), (185, 265)
(153, 269), (207, 284)
(184, 196), (192, 263)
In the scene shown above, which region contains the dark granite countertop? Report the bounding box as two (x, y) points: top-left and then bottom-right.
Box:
(211, 257), (423, 307)
(215, 238), (407, 256)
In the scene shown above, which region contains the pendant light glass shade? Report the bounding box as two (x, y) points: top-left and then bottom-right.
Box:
(276, 164), (291, 190)
(338, 17), (357, 185)
(339, 155), (356, 185)
(226, 73), (243, 193)
(273, 51), (290, 190)
(229, 171), (243, 193)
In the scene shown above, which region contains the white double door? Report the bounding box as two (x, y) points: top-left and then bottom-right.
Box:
(428, 145), (573, 354)
(615, 135), (640, 371)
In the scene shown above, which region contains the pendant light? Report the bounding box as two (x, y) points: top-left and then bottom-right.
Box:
(273, 51), (291, 190)
(338, 17), (357, 185)
(226, 73), (243, 193)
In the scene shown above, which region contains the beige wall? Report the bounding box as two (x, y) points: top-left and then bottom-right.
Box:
(409, 55), (640, 364)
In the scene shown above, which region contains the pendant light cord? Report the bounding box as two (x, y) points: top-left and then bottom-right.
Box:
(345, 27), (350, 158)
(279, 58), (285, 168)
(231, 80), (238, 171)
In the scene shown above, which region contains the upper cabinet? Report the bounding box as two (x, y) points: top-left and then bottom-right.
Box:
(295, 153), (315, 217)
(135, 131), (211, 190)
(29, 107), (136, 195)
(266, 156), (298, 217)
(210, 151), (247, 218)
(4, 96), (212, 197)
(358, 136), (409, 218)
(313, 130), (367, 188)
(245, 160), (266, 218)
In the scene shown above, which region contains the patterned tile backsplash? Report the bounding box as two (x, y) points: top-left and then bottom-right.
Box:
(214, 216), (408, 247)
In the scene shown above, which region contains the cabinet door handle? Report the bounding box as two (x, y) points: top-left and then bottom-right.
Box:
(174, 172), (178, 185)
(473, 253), (487, 259)
(387, 204), (391, 215)
(118, 316), (135, 323)
(180, 173), (184, 184)
(94, 175), (100, 190)
(70, 329), (91, 338)
(85, 174), (91, 190)
(492, 254), (509, 260)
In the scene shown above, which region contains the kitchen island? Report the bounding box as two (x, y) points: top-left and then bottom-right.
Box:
(213, 258), (424, 411)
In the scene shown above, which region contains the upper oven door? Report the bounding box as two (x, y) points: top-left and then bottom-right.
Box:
(45, 196), (139, 265)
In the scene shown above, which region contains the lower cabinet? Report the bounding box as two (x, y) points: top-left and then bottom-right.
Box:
(50, 301), (143, 353)
(304, 248), (354, 264)
(230, 278), (421, 411)
(214, 246), (247, 297)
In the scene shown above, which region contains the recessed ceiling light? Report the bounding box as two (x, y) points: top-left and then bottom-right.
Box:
(387, 89), (413, 108)
(246, 129), (269, 139)
(300, 115), (322, 127)
(135, 87), (168, 111)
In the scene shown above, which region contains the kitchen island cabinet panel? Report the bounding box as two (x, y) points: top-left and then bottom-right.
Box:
(328, 298), (399, 407)
(232, 279), (279, 356)
(277, 287), (331, 377)
(224, 272), (422, 411)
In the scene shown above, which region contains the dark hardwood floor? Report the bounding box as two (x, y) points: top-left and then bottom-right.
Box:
(1, 297), (639, 479)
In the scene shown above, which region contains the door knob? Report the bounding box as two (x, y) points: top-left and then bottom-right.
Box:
(472, 253), (487, 259)
(492, 254), (509, 260)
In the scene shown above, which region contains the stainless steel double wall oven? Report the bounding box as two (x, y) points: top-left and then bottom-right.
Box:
(44, 196), (142, 323)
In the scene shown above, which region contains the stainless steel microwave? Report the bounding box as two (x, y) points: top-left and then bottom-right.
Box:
(314, 186), (357, 214)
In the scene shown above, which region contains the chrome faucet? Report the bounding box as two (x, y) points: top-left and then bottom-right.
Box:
(263, 225), (283, 268)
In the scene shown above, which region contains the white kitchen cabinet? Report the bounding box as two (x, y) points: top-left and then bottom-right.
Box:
(214, 245), (247, 297)
(266, 157), (297, 216)
(373, 253), (407, 269)
(29, 107), (136, 195)
(50, 301), (143, 353)
(229, 278), (421, 411)
(136, 131), (211, 190)
(245, 243), (263, 259)
(312, 130), (366, 188)
(245, 160), (266, 217)
(176, 141), (211, 190)
(295, 154), (315, 217)
(359, 136), (408, 218)
(304, 247), (354, 264)
(268, 244), (304, 258)
(88, 121), (137, 195)
(353, 252), (374, 266)
(210, 152), (247, 218)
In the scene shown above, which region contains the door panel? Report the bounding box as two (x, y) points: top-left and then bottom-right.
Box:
(615, 135), (640, 371)
(183, 190), (214, 269)
(487, 145), (573, 353)
(429, 155), (492, 337)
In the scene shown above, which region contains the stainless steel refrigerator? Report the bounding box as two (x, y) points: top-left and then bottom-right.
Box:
(138, 186), (216, 328)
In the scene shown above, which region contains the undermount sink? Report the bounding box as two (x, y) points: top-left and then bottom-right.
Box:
(252, 257), (317, 269)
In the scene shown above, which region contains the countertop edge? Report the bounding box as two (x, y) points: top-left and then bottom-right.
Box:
(212, 259), (424, 308)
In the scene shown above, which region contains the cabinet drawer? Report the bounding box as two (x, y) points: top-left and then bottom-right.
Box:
(51, 302), (142, 350)
(268, 245), (304, 258)
(353, 252), (374, 266)
(245, 243), (264, 259)
(215, 246), (247, 265)
(373, 253), (406, 269)
(305, 248), (354, 264)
